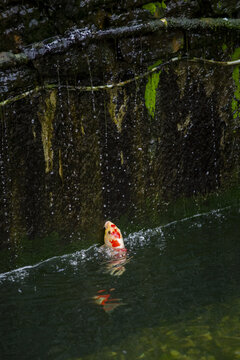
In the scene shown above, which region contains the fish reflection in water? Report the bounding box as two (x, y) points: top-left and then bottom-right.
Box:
(92, 221), (131, 312)
(92, 288), (124, 313)
(102, 252), (132, 276)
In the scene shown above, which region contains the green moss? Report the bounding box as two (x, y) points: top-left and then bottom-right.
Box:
(217, 0), (223, 10)
(148, 59), (162, 71)
(142, 1), (166, 17)
(222, 43), (227, 52)
(232, 48), (240, 61)
(231, 48), (240, 122)
(145, 60), (162, 119)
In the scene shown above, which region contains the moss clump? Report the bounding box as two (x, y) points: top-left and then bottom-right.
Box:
(142, 1), (167, 17)
(145, 60), (162, 119)
(222, 43), (227, 52)
(38, 90), (57, 173)
(231, 48), (240, 122)
(108, 88), (128, 132)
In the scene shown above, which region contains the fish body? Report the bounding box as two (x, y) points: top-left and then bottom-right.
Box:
(104, 221), (125, 250)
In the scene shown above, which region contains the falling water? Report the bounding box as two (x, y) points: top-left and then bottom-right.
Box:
(86, 54), (96, 114)
(210, 98), (219, 189)
(0, 107), (10, 243)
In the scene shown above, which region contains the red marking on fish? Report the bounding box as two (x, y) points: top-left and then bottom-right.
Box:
(111, 229), (120, 238)
(111, 224), (116, 227)
(110, 239), (121, 247)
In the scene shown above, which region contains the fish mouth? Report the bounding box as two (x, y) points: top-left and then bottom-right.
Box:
(104, 221), (112, 229)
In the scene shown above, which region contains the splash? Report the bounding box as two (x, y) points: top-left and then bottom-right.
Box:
(125, 205), (230, 250)
(0, 244), (98, 283)
(0, 205), (231, 284)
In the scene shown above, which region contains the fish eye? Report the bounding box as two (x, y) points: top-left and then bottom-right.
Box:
(108, 231), (111, 234)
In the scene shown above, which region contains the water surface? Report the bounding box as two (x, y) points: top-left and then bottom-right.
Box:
(1, 206), (240, 360)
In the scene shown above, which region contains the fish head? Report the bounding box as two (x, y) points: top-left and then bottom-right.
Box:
(104, 221), (125, 249)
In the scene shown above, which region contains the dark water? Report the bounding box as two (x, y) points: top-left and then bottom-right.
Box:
(1, 206), (240, 360)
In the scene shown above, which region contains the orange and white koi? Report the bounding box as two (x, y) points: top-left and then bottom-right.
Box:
(104, 221), (126, 251)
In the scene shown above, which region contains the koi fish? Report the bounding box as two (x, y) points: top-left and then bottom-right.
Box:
(104, 221), (125, 250)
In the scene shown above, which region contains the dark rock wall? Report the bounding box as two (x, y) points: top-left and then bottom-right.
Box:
(1, 1), (240, 54)
(0, 0), (240, 262)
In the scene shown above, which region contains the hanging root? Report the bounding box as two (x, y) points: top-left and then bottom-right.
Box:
(1, 56), (240, 107)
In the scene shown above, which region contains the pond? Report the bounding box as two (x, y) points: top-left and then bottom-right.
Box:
(1, 205), (240, 360)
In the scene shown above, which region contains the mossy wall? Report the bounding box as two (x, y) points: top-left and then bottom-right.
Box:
(0, 0), (240, 268)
